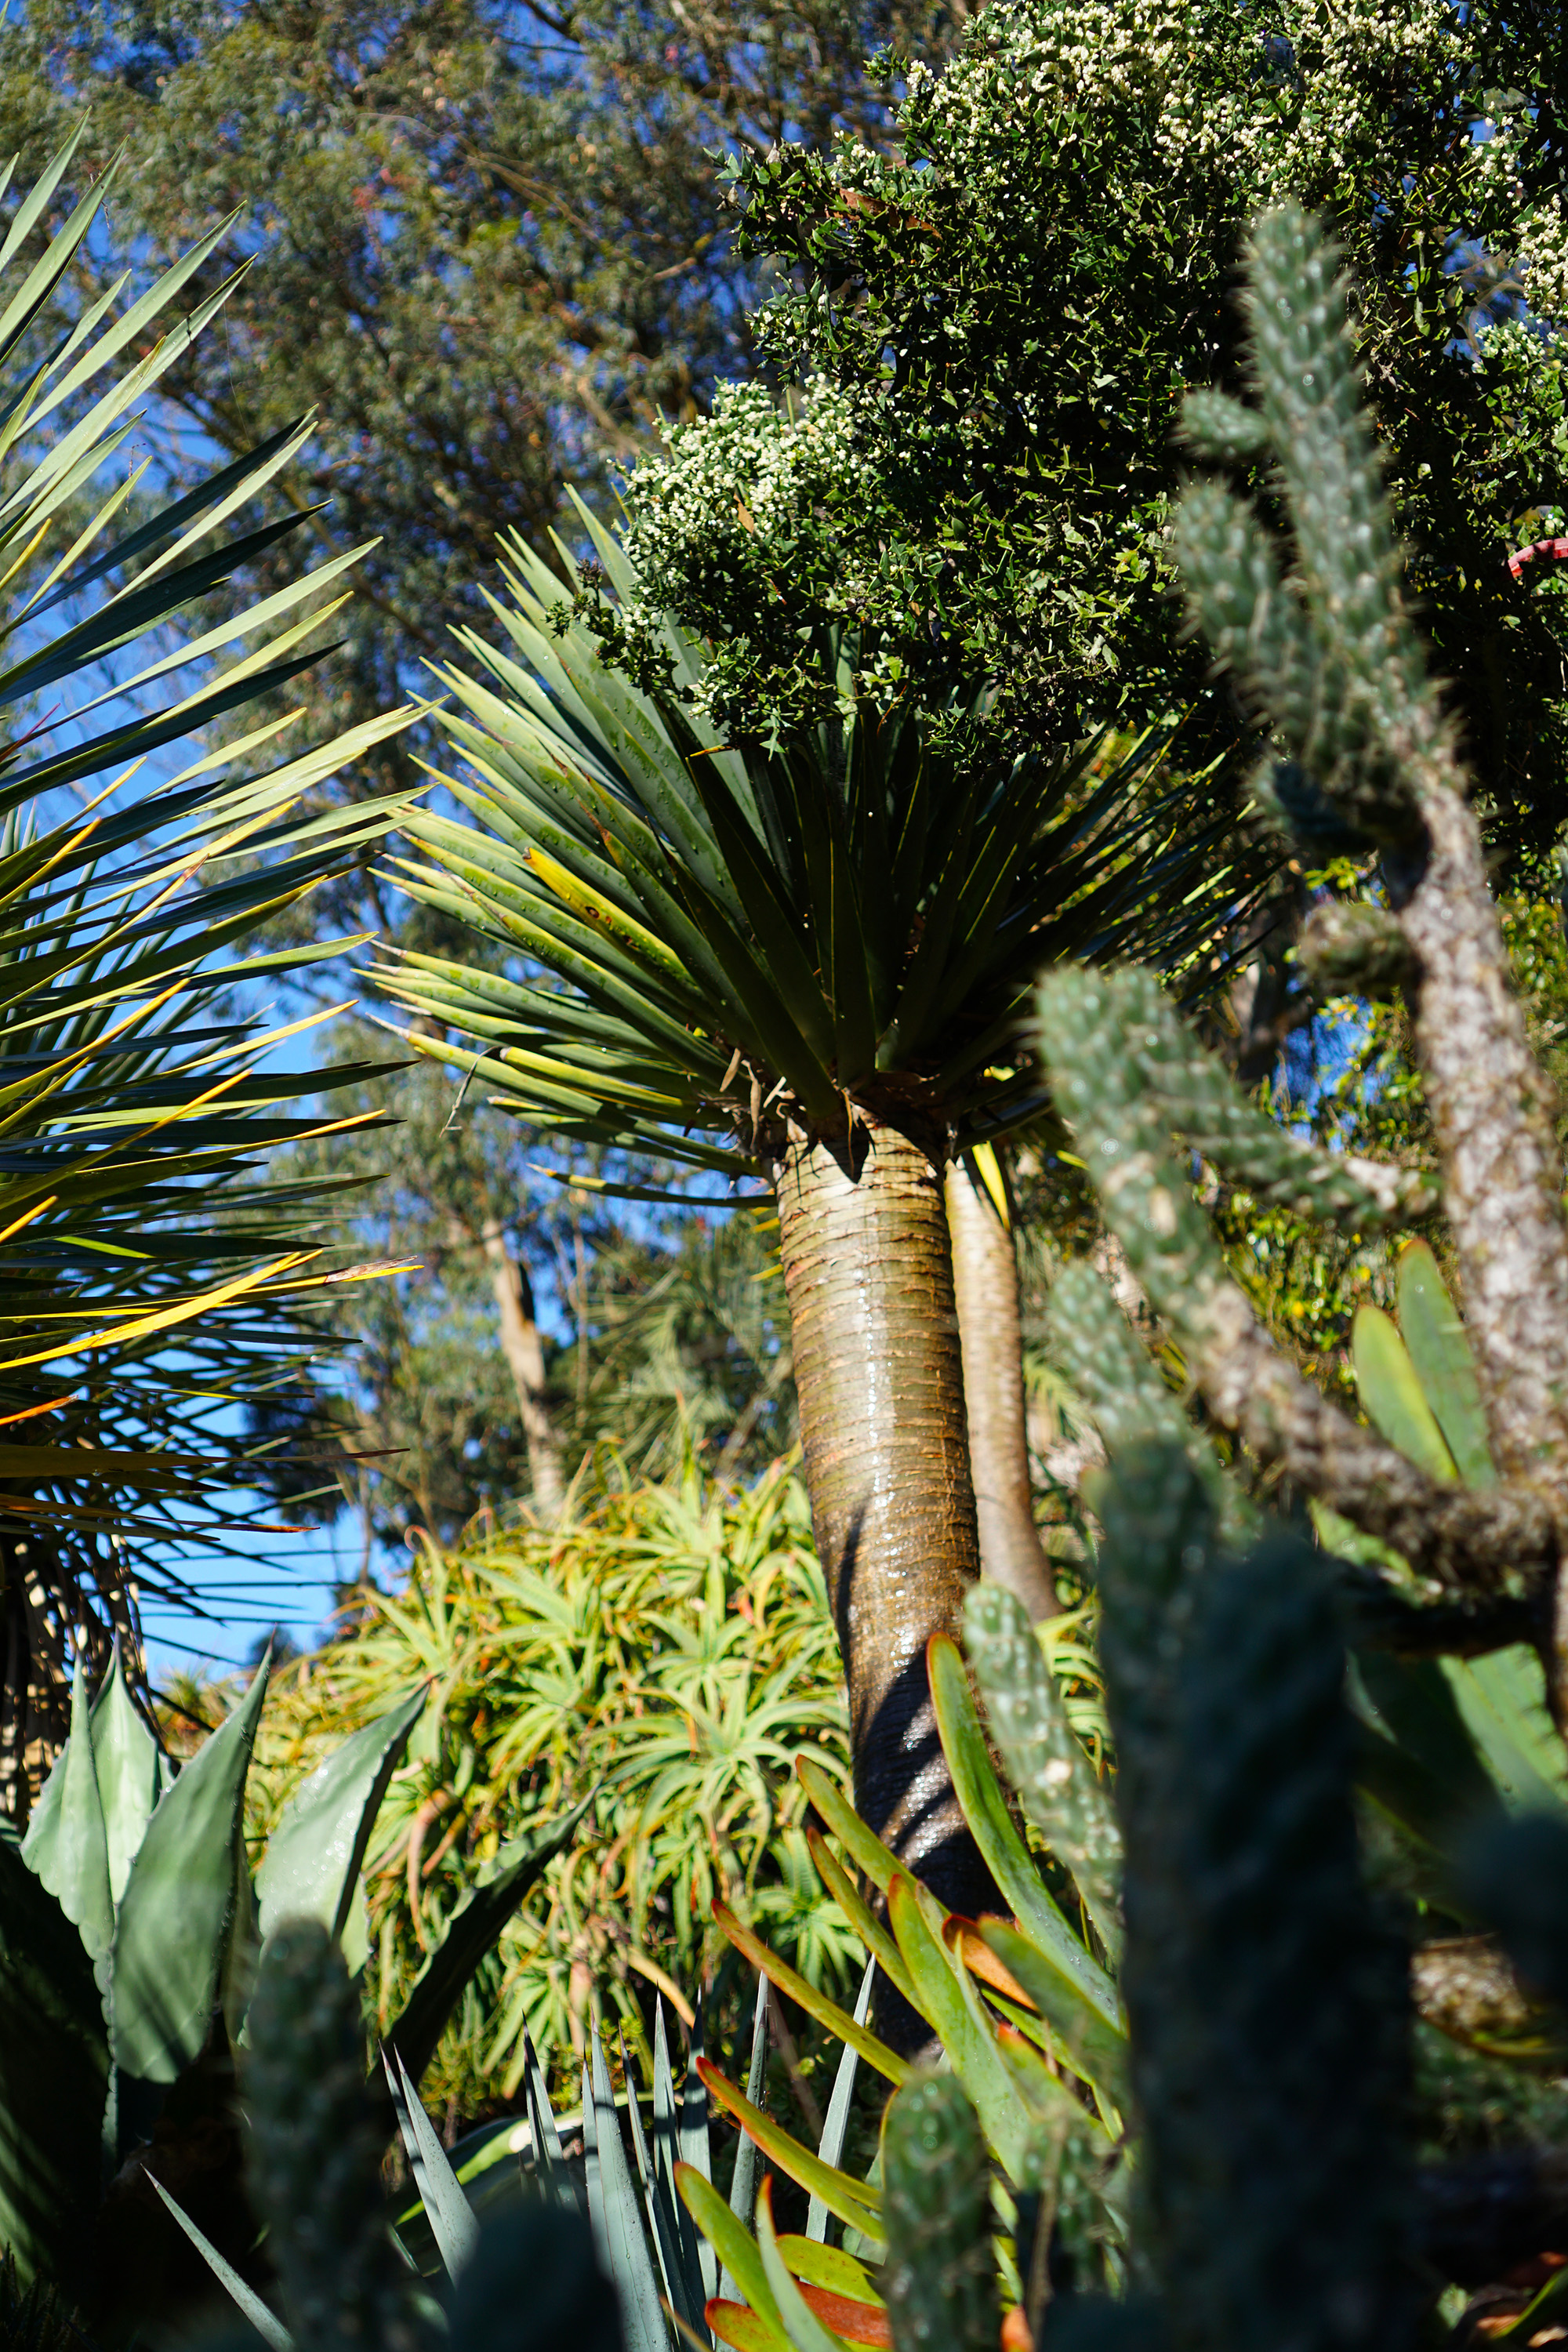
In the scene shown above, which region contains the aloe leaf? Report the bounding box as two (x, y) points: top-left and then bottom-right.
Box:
(977, 1922), (1130, 2110)
(807, 1957), (875, 2243)
(257, 1686), (425, 1950)
(23, 1656), (114, 1968)
(698, 2060), (883, 2245)
(1396, 1241), (1496, 1488)
(885, 1875), (1032, 2180)
(88, 1650), (166, 1906)
(147, 2174), (293, 2352)
(713, 1904), (908, 2087)
(779, 2239), (884, 2307)
(1351, 1652), (1502, 1849)
(1352, 1302), (1458, 1483)
(722, 1969), (771, 2303)
(383, 2046), (480, 2281)
(677, 2162), (794, 2352)
(711, 2303), (793, 2352)
(927, 1637), (1122, 2028)
(111, 1654), (269, 2082)
(757, 2180), (858, 2352)
(584, 2037), (670, 2352)
(0, 1824), (110, 2285)
(387, 1790), (592, 2086)
(794, 1761), (901, 1897)
(804, 1832), (920, 2017)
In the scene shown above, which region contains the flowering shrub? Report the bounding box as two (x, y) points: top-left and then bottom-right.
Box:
(588, 0), (1568, 869)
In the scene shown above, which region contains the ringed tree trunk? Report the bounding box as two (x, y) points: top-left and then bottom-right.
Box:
(773, 1117), (1000, 2012)
(945, 1152), (1060, 1623)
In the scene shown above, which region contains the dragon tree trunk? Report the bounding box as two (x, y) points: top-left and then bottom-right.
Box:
(774, 1120), (997, 1996)
(946, 1154), (1059, 1623)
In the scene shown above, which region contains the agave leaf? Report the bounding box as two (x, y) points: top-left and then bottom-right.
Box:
(22, 1657), (114, 1967)
(697, 2060), (883, 2246)
(383, 2046), (480, 2281)
(110, 1656), (270, 2082)
(522, 2031), (577, 2211)
(147, 2175), (292, 2352)
(1352, 1303), (1458, 1483)
(622, 2028), (709, 2346)
(756, 2180), (858, 2352)
(1396, 1241), (1496, 1489)
(677, 2163), (793, 2352)
(0, 1823), (110, 2286)
(713, 1904), (908, 2087)
(667, 1997), (718, 2307)
(584, 2037), (670, 2352)
(257, 1686), (426, 1953)
(722, 1969), (771, 2303)
(806, 1957), (875, 2243)
(88, 1652), (166, 1907)
(387, 1791), (592, 2087)
(927, 1637), (1122, 2025)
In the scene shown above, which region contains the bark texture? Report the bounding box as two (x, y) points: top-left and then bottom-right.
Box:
(1396, 777), (1568, 1485)
(477, 1223), (564, 1518)
(945, 1156), (1058, 1621)
(775, 1121), (993, 1933)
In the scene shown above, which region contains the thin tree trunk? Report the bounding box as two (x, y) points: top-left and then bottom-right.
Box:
(946, 1154), (1059, 1622)
(774, 1120), (997, 1991)
(477, 1223), (564, 1518)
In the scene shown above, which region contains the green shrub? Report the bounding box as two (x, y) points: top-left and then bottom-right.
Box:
(249, 1459), (857, 2112)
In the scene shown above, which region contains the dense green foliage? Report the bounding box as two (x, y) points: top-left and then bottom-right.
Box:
(249, 1462), (856, 2111)
(594, 0), (1568, 873)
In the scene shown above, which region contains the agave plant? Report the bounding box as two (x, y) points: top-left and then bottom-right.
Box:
(0, 1640), (586, 2327)
(376, 500), (1271, 1936)
(0, 125), (426, 1806)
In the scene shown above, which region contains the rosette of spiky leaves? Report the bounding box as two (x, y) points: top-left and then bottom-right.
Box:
(376, 499), (1268, 1184)
(0, 128), (419, 1699)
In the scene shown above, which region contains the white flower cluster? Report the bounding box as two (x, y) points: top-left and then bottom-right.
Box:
(888, 0), (1556, 330)
(608, 376), (888, 724)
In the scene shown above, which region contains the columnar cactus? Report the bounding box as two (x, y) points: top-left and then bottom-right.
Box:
(1098, 1445), (1414, 2352)
(881, 2074), (1000, 2352)
(1038, 203), (1568, 1682)
(243, 1922), (426, 2352)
